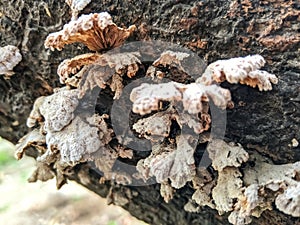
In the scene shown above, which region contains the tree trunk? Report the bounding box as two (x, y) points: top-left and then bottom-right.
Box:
(0, 1), (299, 225)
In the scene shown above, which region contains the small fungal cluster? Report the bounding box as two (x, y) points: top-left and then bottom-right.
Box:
(0, 45), (22, 79)
(15, 6), (299, 225)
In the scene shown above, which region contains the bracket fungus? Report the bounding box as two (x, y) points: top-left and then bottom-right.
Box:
(132, 108), (175, 142)
(16, 10), (139, 189)
(213, 167), (244, 215)
(275, 183), (300, 217)
(130, 81), (231, 115)
(44, 12), (136, 51)
(0, 45), (22, 78)
(14, 4), (300, 225)
(151, 50), (191, 76)
(45, 115), (107, 164)
(206, 139), (249, 171)
(27, 88), (79, 132)
(75, 51), (141, 98)
(186, 146), (300, 225)
(44, 11), (137, 98)
(136, 134), (197, 189)
(226, 153), (300, 225)
(197, 54), (278, 91)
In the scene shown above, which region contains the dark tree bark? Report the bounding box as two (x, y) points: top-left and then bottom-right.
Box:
(0, 1), (299, 225)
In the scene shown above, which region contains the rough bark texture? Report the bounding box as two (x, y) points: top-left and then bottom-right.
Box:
(0, 1), (299, 225)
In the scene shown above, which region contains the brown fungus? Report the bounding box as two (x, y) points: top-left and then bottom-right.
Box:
(132, 105), (210, 146)
(27, 161), (55, 183)
(153, 50), (190, 68)
(146, 50), (204, 82)
(130, 82), (182, 115)
(57, 52), (140, 85)
(94, 146), (133, 185)
(191, 181), (216, 209)
(44, 12), (136, 51)
(14, 5), (292, 223)
(57, 53), (103, 84)
(150, 50), (190, 77)
(77, 51), (140, 99)
(57, 51), (141, 99)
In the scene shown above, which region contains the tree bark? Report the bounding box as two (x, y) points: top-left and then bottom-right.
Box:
(0, 0), (299, 224)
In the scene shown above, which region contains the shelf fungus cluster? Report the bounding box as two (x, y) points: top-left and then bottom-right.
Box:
(16, 11), (137, 188)
(15, 7), (299, 225)
(184, 141), (300, 224)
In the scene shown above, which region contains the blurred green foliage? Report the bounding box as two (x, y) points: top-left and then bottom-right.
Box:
(0, 137), (15, 167)
(107, 221), (118, 225)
